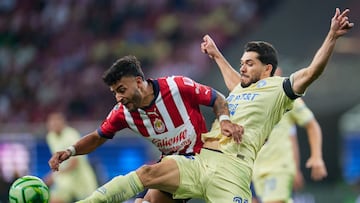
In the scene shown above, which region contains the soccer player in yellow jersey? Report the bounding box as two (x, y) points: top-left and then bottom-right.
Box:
(49, 8), (353, 203)
(44, 112), (98, 203)
(251, 97), (328, 203)
(247, 68), (328, 203)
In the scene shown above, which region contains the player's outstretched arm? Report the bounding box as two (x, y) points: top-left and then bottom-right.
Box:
(48, 131), (107, 171)
(290, 131), (305, 191)
(304, 118), (328, 180)
(201, 35), (241, 92)
(291, 8), (354, 95)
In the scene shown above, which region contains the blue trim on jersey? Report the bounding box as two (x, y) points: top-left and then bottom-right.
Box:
(250, 182), (257, 198)
(148, 79), (159, 106)
(97, 128), (113, 139)
(209, 88), (217, 107)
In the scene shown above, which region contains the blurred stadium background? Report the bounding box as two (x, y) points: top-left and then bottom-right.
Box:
(0, 0), (359, 202)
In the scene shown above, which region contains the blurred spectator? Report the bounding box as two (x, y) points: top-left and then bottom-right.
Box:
(0, 0), (282, 123)
(0, 142), (30, 202)
(0, 142), (30, 182)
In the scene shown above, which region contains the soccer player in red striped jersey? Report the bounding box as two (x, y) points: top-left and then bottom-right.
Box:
(48, 55), (243, 203)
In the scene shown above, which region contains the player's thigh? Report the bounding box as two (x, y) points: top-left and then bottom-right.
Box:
(50, 180), (74, 202)
(134, 189), (148, 203)
(253, 175), (266, 199)
(136, 158), (180, 193)
(205, 171), (251, 203)
(165, 154), (204, 199)
(76, 177), (98, 195)
(254, 172), (293, 203)
(134, 191), (175, 203)
(143, 189), (177, 203)
(134, 198), (143, 203)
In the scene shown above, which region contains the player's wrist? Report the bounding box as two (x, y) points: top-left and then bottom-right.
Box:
(219, 115), (230, 122)
(66, 145), (76, 156)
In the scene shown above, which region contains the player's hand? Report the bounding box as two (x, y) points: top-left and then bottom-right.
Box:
(330, 8), (354, 39)
(220, 120), (244, 143)
(43, 173), (54, 186)
(201, 34), (220, 59)
(306, 157), (328, 181)
(48, 150), (71, 172)
(293, 169), (305, 191)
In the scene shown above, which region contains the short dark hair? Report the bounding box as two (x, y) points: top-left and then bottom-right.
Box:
(244, 41), (278, 76)
(102, 55), (145, 86)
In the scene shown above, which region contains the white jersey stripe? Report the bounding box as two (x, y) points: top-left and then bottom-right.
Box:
(124, 108), (137, 132)
(155, 96), (175, 130)
(166, 76), (197, 154)
(138, 109), (156, 136)
(166, 76), (189, 123)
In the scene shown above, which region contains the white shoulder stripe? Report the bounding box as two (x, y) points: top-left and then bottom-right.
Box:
(166, 77), (189, 124)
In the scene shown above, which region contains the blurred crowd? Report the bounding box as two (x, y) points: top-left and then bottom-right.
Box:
(0, 0), (282, 123)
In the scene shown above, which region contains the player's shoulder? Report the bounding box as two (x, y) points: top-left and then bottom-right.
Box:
(63, 126), (81, 137)
(265, 76), (284, 84)
(105, 103), (126, 121)
(251, 76), (284, 90)
(157, 75), (185, 80)
(159, 75), (196, 87)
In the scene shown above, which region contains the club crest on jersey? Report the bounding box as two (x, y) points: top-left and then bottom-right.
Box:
(257, 80), (266, 88)
(153, 118), (165, 133)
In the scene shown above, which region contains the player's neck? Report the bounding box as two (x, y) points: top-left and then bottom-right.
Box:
(142, 81), (154, 107)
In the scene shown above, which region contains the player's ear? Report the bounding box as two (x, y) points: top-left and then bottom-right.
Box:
(135, 76), (142, 83)
(135, 76), (144, 88)
(264, 64), (273, 76)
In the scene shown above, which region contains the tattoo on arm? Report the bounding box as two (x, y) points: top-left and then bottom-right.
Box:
(213, 93), (230, 117)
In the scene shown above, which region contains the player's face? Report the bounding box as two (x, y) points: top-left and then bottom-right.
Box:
(239, 51), (268, 88)
(46, 113), (66, 134)
(110, 76), (142, 112)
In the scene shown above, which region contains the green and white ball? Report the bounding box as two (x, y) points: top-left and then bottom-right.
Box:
(9, 175), (49, 203)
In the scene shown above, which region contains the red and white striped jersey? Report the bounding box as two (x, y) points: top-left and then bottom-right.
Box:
(98, 76), (217, 155)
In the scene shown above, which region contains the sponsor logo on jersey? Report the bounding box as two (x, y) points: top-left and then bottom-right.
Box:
(226, 92), (260, 116)
(152, 129), (190, 154)
(227, 93), (259, 102)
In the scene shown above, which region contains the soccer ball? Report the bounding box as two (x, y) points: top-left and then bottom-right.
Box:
(9, 175), (50, 203)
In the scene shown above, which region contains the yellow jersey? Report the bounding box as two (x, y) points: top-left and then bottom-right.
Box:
(202, 76), (294, 169)
(253, 98), (314, 176)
